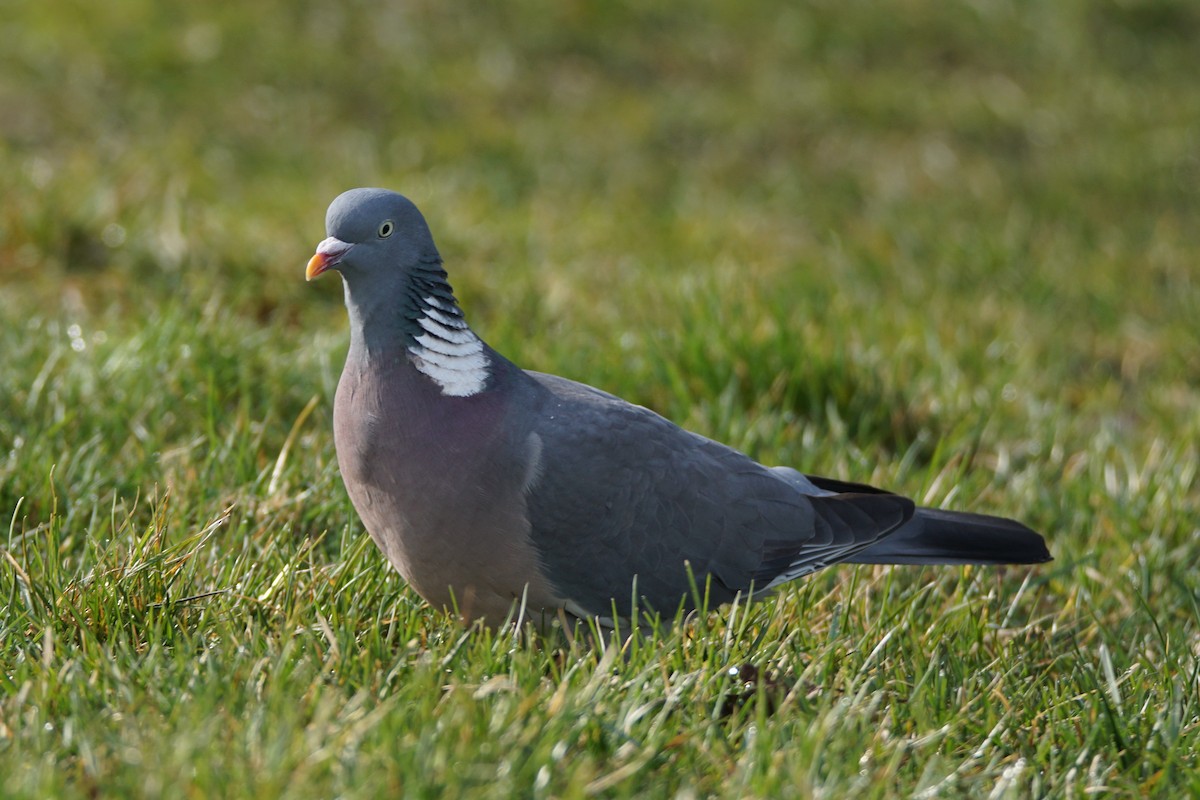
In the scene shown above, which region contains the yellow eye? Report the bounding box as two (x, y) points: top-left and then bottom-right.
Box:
(378, 220), (394, 238)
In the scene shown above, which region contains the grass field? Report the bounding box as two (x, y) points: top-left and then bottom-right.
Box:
(3, 0), (1199, 796)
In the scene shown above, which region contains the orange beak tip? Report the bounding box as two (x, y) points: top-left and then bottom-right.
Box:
(305, 253), (329, 281)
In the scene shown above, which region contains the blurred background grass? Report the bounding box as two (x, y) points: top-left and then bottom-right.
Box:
(2, 0), (1199, 797)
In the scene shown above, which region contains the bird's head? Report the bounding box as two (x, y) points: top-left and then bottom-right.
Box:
(306, 188), (439, 283)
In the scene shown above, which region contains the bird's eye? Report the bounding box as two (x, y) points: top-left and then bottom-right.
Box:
(378, 221), (394, 238)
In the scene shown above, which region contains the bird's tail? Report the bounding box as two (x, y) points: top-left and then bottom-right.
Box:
(845, 507), (1051, 565)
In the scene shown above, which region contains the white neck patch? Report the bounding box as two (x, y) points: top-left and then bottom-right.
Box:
(407, 296), (489, 397)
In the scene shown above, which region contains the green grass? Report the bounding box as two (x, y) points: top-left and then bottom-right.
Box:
(3, 0), (1199, 796)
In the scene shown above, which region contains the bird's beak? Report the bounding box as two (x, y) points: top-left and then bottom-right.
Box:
(306, 237), (353, 281)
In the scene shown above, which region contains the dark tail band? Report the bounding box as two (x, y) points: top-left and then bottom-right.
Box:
(845, 507), (1051, 565)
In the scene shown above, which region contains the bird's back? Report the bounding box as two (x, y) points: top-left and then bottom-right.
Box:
(519, 371), (913, 619)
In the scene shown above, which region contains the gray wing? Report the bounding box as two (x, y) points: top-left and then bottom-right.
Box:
(520, 372), (914, 618)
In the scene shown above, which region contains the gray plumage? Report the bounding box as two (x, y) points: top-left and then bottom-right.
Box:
(306, 188), (1050, 626)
